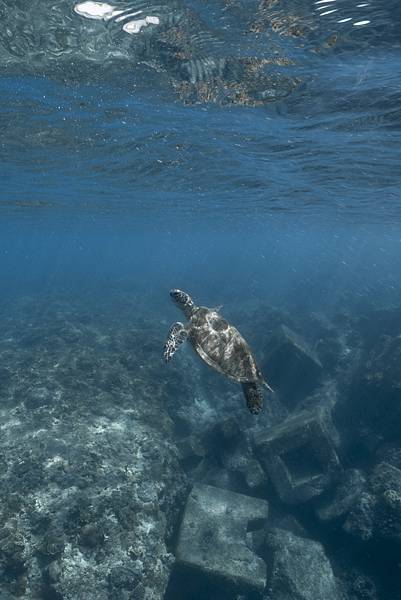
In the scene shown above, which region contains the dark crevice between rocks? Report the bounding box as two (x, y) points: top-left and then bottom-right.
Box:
(282, 444), (324, 484)
(165, 563), (260, 600)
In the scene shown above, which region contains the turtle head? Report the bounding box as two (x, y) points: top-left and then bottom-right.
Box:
(170, 289), (195, 318)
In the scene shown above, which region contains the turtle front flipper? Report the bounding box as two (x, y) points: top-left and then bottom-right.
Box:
(242, 383), (263, 415)
(163, 322), (188, 362)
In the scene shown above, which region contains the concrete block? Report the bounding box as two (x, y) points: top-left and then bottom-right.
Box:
(263, 529), (342, 600)
(176, 483), (269, 591)
(255, 409), (341, 504)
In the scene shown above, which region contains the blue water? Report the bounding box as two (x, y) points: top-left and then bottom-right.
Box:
(1, 0), (401, 598)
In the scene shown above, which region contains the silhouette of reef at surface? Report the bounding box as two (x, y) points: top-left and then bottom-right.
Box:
(0, 0), (346, 106)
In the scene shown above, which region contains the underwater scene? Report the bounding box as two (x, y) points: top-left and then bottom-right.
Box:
(1, 0), (401, 598)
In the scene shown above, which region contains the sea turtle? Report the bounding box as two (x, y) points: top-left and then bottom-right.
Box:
(163, 289), (273, 414)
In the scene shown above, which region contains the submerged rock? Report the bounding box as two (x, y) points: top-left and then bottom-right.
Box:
(369, 462), (401, 545)
(341, 462), (401, 546)
(316, 469), (367, 523)
(349, 571), (379, 600)
(335, 331), (401, 456)
(263, 528), (342, 600)
(343, 491), (377, 542)
(255, 408), (341, 504)
(175, 483), (269, 593)
(177, 433), (208, 467)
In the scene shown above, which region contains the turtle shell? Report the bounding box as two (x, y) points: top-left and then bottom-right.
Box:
(188, 307), (264, 384)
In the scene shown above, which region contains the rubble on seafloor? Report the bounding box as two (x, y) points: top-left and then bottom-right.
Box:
(0, 295), (188, 600)
(0, 294), (400, 599)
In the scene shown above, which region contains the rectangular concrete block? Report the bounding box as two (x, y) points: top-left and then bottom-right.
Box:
(176, 483), (269, 591)
(255, 409), (341, 504)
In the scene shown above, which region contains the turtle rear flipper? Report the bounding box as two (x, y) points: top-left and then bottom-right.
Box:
(242, 383), (263, 415)
(163, 322), (187, 362)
